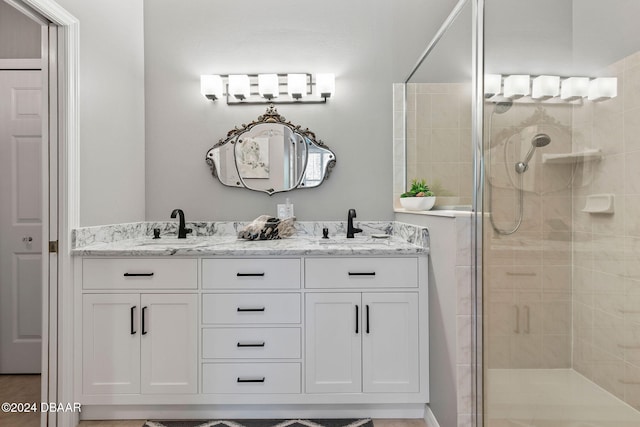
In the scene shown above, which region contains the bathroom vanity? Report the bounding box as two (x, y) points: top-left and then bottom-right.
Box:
(72, 221), (429, 418)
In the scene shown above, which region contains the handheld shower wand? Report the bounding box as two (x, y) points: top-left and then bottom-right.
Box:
(515, 133), (552, 174)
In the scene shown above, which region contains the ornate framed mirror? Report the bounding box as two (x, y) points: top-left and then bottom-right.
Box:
(205, 105), (336, 195)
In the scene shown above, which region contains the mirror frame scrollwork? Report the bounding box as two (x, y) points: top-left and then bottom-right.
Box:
(205, 104), (336, 195)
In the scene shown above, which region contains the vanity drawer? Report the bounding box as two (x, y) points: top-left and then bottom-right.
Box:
(82, 258), (197, 290)
(305, 257), (418, 288)
(202, 327), (301, 359)
(202, 293), (301, 324)
(202, 363), (300, 394)
(202, 258), (301, 289)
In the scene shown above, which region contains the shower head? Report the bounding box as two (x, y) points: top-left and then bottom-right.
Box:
(515, 133), (552, 174)
(531, 133), (551, 148)
(493, 100), (513, 114)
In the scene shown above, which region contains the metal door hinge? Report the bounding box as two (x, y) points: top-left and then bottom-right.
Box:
(49, 240), (58, 253)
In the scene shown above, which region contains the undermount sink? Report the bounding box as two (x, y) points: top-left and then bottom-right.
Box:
(317, 236), (391, 245)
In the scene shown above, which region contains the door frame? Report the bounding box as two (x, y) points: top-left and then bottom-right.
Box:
(7, 1), (79, 427)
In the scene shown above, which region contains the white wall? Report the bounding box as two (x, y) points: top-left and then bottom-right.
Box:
(0, 2), (40, 59)
(55, 0), (146, 226)
(143, 0), (456, 221)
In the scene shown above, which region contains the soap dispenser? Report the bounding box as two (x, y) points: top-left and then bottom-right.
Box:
(277, 198), (295, 219)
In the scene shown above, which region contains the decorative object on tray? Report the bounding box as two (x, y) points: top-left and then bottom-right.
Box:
(238, 215), (296, 240)
(400, 179), (436, 211)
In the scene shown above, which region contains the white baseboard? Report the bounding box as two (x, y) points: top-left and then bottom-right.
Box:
(423, 405), (441, 427)
(81, 404), (426, 420)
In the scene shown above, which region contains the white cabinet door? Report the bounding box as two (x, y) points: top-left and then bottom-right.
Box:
(140, 294), (198, 394)
(305, 293), (362, 393)
(362, 293), (419, 393)
(82, 294), (140, 395)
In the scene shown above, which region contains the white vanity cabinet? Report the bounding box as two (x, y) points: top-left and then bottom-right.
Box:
(304, 257), (422, 395)
(75, 251), (428, 413)
(80, 259), (198, 397)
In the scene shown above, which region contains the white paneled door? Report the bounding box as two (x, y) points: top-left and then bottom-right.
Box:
(305, 293), (362, 393)
(140, 294), (198, 394)
(362, 293), (419, 393)
(0, 70), (42, 374)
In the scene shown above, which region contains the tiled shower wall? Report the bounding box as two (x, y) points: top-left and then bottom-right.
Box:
(572, 49), (640, 410)
(485, 102), (574, 369)
(404, 83), (473, 208)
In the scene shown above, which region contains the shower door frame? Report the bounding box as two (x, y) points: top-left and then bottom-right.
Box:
(471, 1), (484, 426)
(401, 0), (486, 425)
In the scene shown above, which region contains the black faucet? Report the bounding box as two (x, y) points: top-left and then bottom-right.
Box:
(347, 209), (362, 238)
(171, 209), (192, 239)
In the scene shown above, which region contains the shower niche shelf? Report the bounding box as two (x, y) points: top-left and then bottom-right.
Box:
(582, 193), (614, 214)
(542, 148), (602, 164)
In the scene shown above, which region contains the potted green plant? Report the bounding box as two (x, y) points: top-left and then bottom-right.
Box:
(400, 179), (436, 211)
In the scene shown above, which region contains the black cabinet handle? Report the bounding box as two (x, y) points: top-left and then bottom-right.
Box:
(355, 305), (359, 334)
(237, 342), (266, 347)
(124, 272), (154, 277)
(348, 272), (376, 276)
(237, 377), (265, 383)
(142, 306), (148, 335)
(130, 306), (136, 335)
(366, 305), (370, 334)
(236, 272), (265, 277)
(237, 307), (265, 312)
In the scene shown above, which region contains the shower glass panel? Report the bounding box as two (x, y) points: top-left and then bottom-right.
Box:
(404, 1), (473, 210)
(484, 0), (640, 425)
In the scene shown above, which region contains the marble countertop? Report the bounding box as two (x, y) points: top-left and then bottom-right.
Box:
(72, 234), (426, 257)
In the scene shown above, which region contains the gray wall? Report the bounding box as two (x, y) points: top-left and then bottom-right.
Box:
(0, 1), (41, 59)
(143, 0), (456, 222)
(55, 0), (146, 227)
(40, 0), (456, 225)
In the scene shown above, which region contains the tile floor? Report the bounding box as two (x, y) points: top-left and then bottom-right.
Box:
(487, 369), (640, 427)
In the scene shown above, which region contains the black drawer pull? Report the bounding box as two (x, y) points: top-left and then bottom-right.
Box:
(130, 306), (136, 335)
(237, 307), (266, 312)
(124, 272), (154, 277)
(348, 272), (376, 276)
(237, 342), (266, 347)
(237, 377), (265, 383)
(237, 272), (265, 277)
(355, 305), (359, 334)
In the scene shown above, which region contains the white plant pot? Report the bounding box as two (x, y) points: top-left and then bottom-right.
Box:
(400, 196), (436, 211)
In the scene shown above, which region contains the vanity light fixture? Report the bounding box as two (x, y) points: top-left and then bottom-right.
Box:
(588, 77), (618, 101)
(485, 74), (618, 104)
(503, 75), (530, 99)
(200, 74), (223, 100)
(287, 73), (307, 99)
(484, 74), (502, 98)
(258, 74), (279, 99)
(228, 74), (250, 100)
(531, 75), (560, 100)
(200, 73), (335, 105)
(316, 73), (336, 98)
(560, 77), (590, 101)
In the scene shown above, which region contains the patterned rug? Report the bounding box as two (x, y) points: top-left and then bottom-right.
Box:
(144, 419), (373, 427)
